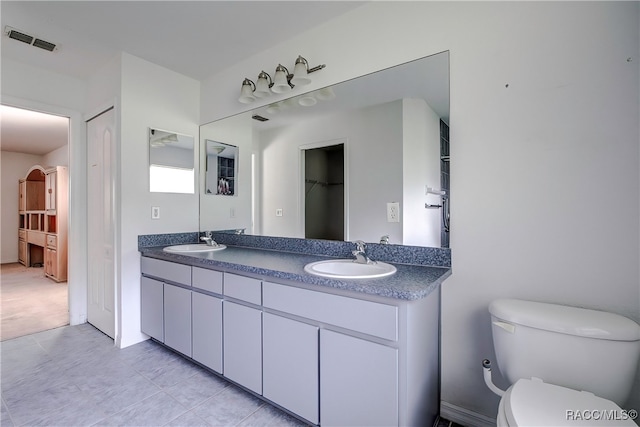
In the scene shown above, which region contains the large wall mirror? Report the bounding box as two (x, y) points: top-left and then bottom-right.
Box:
(149, 128), (195, 194)
(199, 51), (450, 247)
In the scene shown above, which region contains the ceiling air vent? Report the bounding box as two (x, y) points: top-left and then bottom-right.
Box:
(5, 26), (57, 52)
(252, 115), (269, 122)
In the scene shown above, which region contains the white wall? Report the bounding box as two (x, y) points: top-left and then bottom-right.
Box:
(258, 100), (404, 242)
(201, 1), (640, 419)
(42, 145), (69, 167)
(402, 98), (441, 247)
(117, 53), (200, 347)
(0, 151), (44, 263)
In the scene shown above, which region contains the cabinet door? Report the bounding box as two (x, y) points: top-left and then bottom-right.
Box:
(141, 277), (164, 342)
(320, 329), (398, 427)
(192, 292), (223, 373)
(45, 248), (58, 279)
(45, 171), (56, 211)
(263, 313), (319, 424)
(164, 283), (192, 357)
(18, 239), (27, 264)
(19, 181), (26, 211)
(223, 301), (262, 394)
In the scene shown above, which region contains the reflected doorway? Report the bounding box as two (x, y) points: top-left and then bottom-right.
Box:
(303, 143), (345, 240)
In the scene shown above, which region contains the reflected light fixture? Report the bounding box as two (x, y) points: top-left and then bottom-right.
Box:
(237, 55), (325, 104)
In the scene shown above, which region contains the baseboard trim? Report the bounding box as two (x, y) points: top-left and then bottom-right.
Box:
(440, 401), (496, 427)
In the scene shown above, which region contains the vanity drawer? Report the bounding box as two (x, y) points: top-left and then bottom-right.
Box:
(141, 257), (191, 286)
(263, 282), (398, 341)
(46, 234), (57, 249)
(192, 267), (223, 294)
(224, 273), (261, 305)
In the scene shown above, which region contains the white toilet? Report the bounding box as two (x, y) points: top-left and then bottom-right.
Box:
(484, 299), (640, 426)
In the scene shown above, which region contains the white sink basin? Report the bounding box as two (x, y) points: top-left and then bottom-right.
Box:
(163, 244), (226, 253)
(304, 259), (396, 279)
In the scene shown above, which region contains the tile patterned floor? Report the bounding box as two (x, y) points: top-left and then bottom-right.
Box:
(0, 324), (307, 426)
(1, 323), (463, 427)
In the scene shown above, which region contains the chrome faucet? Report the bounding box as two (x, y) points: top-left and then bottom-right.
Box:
(200, 231), (218, 246)
(352, 240), (374, 264)
(379, 235), (390, 245)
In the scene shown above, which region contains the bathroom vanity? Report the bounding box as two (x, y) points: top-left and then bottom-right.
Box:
(139, 235), (450, 427)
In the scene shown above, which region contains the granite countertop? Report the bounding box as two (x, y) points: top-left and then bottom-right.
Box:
(140, 245), (450, 301)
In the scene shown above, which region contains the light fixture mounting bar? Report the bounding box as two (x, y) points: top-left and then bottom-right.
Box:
(308, 64), (326, 74)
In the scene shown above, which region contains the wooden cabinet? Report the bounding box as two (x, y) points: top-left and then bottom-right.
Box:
(17, 165), (67, 282)
(263, 313), (319, 425)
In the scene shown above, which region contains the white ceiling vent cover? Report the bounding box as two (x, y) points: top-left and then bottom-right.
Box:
(4, 26), (57, 52)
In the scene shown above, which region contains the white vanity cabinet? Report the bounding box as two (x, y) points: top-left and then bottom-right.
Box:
(191, 267), (223, 373)
(320, 329), (398, 427)
(140, 255), (441, 427)
(222, 273), (263, 394)
(140, 276), (164, 342)
(141, 257), (193, 357)
(263, 312), (319, 425)
(163, 283), (192, 357)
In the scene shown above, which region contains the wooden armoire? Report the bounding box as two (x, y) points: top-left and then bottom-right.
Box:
(18, 165), (68, 282)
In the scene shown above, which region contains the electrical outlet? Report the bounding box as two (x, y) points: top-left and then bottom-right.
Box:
(151, 206), (160, 219)
(387, 202), (400, 222)
(276, 208), (283, 217)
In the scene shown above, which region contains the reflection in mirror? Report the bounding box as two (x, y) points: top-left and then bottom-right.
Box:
(205, 140), (238, 196)
(200, 51), (450, 248)
(149, 128), (195, 194)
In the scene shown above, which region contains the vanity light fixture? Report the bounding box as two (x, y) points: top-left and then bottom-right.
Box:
(238, 78), (256, 104)
(271, 64), (292, 93)
(254, 71), (273, 98)
(237, 55), (325, 103)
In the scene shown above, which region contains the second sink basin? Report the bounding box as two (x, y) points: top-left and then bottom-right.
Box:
(304, 259), (396, 279)
(163, 244), (226, 253)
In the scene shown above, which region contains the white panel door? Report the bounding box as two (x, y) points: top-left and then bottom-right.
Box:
(87, 108), (116, 338)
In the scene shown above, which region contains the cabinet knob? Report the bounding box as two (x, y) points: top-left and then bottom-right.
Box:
(48, 189), (52, 194)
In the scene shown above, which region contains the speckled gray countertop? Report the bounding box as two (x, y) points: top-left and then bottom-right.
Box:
(139, 244), (450, 301)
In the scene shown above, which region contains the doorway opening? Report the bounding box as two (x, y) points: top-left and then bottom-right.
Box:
(303, 143), (345, 240)
(0, 104), (70, 340)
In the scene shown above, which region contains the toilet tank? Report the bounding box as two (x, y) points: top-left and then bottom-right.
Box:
(489, 299), (640, 406)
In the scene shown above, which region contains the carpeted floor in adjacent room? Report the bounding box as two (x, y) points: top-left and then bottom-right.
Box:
(0, 263), (68, 341)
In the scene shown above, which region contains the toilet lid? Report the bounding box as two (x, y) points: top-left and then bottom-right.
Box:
(505, 378), (638, 426)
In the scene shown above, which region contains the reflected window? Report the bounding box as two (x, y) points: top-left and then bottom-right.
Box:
(149, 128), (195, 194)
(149, 165), (195, 194)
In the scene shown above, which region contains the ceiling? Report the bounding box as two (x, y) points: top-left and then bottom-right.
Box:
(0, 1), (365, 155)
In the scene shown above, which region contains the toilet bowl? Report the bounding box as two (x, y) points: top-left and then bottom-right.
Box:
(496, 378), (637, 427)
